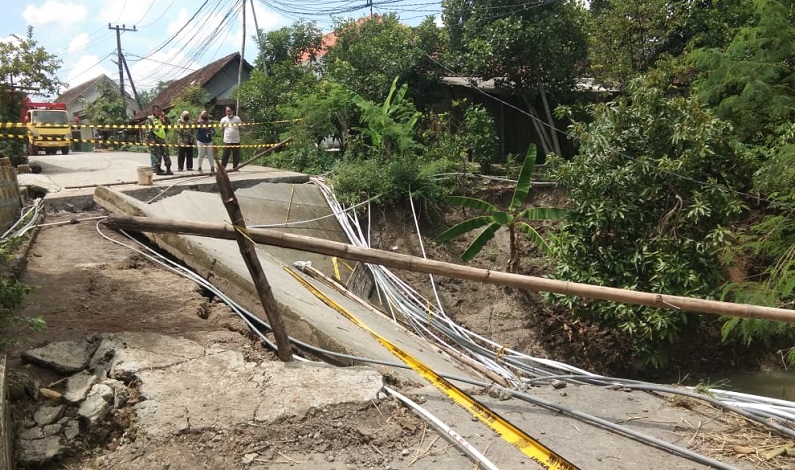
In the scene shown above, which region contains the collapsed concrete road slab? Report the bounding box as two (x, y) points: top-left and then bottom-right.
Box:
(93, 184), (480, 386)
(91, 184), (758, 470)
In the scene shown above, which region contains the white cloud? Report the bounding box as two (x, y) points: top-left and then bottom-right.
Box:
(67, 33), (90, 55)
(166, 7), (190, 37)
(65, 55), (113, 91)
(99, 0), (158, 25)
(22, 1), (87, 28)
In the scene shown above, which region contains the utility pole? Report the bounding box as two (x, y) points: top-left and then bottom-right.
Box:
(121, 55), (142, 109)
(237, 0), (246, 114)
(108, 24), (137, 99)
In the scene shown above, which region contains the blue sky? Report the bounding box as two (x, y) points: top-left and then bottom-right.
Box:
(1, 0), (442, 98)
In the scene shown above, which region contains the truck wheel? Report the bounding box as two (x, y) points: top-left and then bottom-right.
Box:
(61, 147), (69, 155)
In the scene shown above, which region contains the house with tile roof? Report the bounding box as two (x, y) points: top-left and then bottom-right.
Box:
(132, 52), (252, 122)
(56, 74), (140, 123)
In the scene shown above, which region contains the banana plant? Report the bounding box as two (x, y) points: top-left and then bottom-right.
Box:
(438, 145), (567, 273)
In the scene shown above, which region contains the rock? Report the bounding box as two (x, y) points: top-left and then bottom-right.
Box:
(77, 384), (114, 425)
(63, 419), (81, 441)
(17, 427), (44, 440)
(101, 378), (129, 408)
(63, 371), (97, 404)
(42, 423), (62, 437)
(34, 405), (65, 426)
(22, 338), (100, 373)
(7, 368), (40, 401)
(16, 436), (66, 466)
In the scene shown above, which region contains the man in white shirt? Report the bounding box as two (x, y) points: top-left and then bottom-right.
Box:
(219, 106), (242, 169)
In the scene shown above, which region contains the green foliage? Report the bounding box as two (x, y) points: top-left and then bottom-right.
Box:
(331, 155), (453, 206)
(324, 13), (440, 105)
(138, 81), (173, 108)
(459, 100), (498, 174)
(0, 27), (61, 162)
(82, 80), (128, 125)
(547, 73), (752, 367)
(0, 229), (40, 352)
(442, 0), (587, 156)
(0, 89), (24, 161)
(238, 20), (324, 142)
(586, 0), (751, 90)
(351, 77), (422, 160)
(688, 0), (795, 145)
(719, 212), (795, 348)
(0, 26), (64, 96)
(438, 146), (566, 272)
(262, 144), (339, 175)
(280, 80), (356, 150)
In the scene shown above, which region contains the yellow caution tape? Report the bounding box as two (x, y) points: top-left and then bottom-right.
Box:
(0, 118), (301, 130)
(282, 265), (580, 470)
(0, 121), (261, 130)
(0, 134), (283, 149)
(332, 257), (341, 281)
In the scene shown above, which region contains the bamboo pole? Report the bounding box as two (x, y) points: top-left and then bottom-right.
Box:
(102, 215), (795, 323)
(212, 165), (293, 361)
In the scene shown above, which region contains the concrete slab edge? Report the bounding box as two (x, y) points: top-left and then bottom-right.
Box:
(92, 186), (354, 361)
(0, 354), (14, 470)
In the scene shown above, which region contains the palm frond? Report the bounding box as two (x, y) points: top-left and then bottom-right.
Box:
(462, 223), (500, 261)
(510, 145), (537, 211)
(438, 216), (494, 242)
(517, 222), (552, 256)
(445, 195), (498, 212)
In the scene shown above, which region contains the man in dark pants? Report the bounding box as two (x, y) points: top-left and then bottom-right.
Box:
(147, 105), (172, 175)
(219, 106), (242, 169)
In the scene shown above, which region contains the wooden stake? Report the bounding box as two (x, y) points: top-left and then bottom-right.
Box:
(212, 165), (293, 361)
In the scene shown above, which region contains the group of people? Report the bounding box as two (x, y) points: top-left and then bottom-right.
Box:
(147, 105), (243, 176)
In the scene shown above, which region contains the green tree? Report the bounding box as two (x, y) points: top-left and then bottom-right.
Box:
(0, 26), (64, 96)
(688, 0), (795, 145)
(238, 21), (324, 143)
(587, 0), (751, 90)
(442, 0), (587, 157)
(0, 26), (63, 159)
(82, 80), (128, 125)
(459, 100), (498, 174)
(351, 77), (422, 160)
(138, 80), (173, 108)
(324, 13), (442, 105)
(548, 73), (752, 367)
(438, 146), (566, 273)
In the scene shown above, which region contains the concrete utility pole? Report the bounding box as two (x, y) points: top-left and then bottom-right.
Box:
(236, 0), (246, 113)
(108, 24), (137, 99)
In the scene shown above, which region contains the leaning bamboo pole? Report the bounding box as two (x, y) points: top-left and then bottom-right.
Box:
(103, 215), (795, 323)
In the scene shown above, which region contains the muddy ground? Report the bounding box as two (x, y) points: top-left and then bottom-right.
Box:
(3, 182), (793, 469)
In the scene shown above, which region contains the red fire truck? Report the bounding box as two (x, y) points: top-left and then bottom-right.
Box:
(22, 98), (71, 155)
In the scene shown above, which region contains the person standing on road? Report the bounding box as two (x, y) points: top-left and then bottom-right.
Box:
(176, 111), (194, 171)
(219, 106), (242, 170)
(147, 105), (172, 175)
(195, 110), (216, 174)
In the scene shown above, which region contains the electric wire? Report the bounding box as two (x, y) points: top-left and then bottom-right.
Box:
(79, 211), (767, 469)
(0, 195), (778, 468)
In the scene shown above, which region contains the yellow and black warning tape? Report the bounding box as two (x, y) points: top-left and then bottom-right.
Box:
(282, 264), (580, 470)
(0, 134), (282, 149)
(0, 121), (258, 130)
(0, 118), (300, 131)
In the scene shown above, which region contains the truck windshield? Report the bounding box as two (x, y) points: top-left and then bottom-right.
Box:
(31, 111), (68, 124)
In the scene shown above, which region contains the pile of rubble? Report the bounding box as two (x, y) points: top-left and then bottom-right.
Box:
(10, 336), (133, 466)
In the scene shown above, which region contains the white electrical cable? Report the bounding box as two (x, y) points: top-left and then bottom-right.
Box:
(383, 386), (501, 470)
